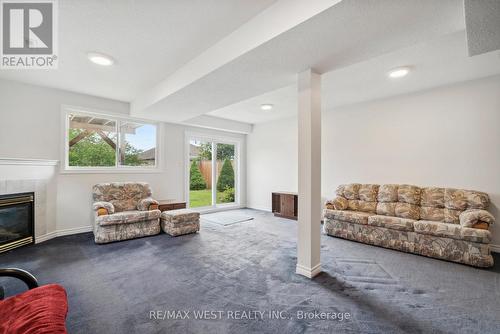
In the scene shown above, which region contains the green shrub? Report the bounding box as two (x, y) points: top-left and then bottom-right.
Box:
(217, 159), (234, 192)
(190, 161), (207, 190)
(219, 186), (235, 203)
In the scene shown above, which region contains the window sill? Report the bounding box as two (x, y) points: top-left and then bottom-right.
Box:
(60, 168), (165, 174)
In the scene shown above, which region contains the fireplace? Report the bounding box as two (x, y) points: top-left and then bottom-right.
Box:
(0, 192), (34, 253)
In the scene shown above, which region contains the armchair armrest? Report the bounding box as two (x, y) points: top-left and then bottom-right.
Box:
(459, 209), (495, 229)
(93, 201), (115, 216)
(325, 197), (348, 210)
(138, 198), (159, 211)
(0, 268), (39, 299)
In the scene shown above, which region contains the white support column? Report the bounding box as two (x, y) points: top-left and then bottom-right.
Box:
(296, 69), (322, 279)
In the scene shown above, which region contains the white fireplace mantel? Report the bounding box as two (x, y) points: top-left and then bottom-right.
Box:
(0, 158), (59, 166)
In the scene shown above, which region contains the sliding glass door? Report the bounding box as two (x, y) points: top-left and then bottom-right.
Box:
(215, 143), (235, 205)
(188, 137), (238, 209)
(189, 140), (213, 208)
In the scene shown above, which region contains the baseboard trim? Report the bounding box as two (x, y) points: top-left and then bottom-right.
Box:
(490, 244), (500, 254)
(246, 206), (272, 212)
(296, 263), (322, 278)
(36, 226), (92, 244)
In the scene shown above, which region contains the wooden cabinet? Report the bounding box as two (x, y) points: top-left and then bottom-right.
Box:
(272, 192), (298, 220)
(157, 200), (187, 212)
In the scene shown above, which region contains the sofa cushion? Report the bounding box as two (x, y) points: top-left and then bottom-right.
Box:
(93, 182), (153, 212)
(414, 220), (491, 244)
(0, 284), (68, 334)
(325, 197), (348, 210)
(419, 206), (445, 222)
(395, 203), (420, 220)
(444, 208), (461, 224)
(444, 188), (489, 211)
(378, 184), (398, 202)
(414, 220), (461, 239)
(359, 184), (379, 202)
(343, 184), (361, 200)
(398, 185), (421, 205)
(347, 200), (376, 213)
(367, 215), (415, 231)
(444, 189), (468, 211)
(464, 191), (490, 209)
(323, 209), (374, 225)
(347, 199), (359, 211)
(358, 201), (377, 213)
(96, 209), (161, 226)
(332, 197), (348, 210)
(376, 202), (397, 216)
(420, 187), (445, 208)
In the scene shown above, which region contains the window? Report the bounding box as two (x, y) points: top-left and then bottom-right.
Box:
(64, 108), (158, 170)
(187, 135), (239, 209)
(119, 122), (157, 167)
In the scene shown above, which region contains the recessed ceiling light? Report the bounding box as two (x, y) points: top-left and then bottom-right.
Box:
(387, 66), (411, 78)
(260, 104), (274, 111)
(87, 52), (115, 66)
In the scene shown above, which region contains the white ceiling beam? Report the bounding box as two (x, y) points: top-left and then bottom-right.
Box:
(131, 0), (343, 118)
(464, 0), (500, 56)
(183, 115), (253, 135)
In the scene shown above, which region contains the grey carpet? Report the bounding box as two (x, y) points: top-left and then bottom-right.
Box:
(1, 209), (499, 334)
(202, 211), (254, 226)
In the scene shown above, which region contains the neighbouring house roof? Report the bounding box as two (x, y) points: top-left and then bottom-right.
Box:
(139, 148), (155, 161)
(190, 144), (200, 158)
(139, 144), (200, 160)
(138, 144), (201, 161)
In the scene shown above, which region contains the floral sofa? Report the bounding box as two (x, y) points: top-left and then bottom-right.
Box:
(323, 184), (495, 267)
(92, 182), (161, 243)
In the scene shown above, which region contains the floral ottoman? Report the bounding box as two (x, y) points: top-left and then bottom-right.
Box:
(160, 209), (200, 236)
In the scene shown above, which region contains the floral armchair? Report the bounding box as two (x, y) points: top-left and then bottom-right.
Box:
(92, 182), (161, 243)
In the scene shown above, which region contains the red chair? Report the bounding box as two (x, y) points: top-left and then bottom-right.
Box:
(0, 268), (68, 334)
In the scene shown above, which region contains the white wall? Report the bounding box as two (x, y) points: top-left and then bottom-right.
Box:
(0, 79), (246, 237)
(246, 117), (298, 211)
(246, 75), (500, 247)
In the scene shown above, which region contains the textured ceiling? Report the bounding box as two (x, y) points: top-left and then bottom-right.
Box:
(2, 0), (497, 128)
(208, 31), (500, 124)
(132, 0), (465, 122)
(0, 0), (277, 101)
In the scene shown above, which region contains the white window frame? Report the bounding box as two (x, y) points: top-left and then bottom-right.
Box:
(61, 105), (162, 173)
(185, 131), (241, 211)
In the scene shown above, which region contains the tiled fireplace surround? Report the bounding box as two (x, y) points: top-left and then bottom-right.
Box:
(0, 179), (49, 239)
(0, 158), (59, 243)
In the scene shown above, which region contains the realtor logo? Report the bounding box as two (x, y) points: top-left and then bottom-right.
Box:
(1, 0), (58, 69)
